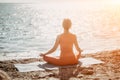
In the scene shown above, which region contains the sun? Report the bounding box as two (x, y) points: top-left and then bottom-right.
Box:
(109, 0), (120, 5)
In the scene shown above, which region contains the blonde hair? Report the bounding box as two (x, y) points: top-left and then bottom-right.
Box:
(62, 19), (72, 30)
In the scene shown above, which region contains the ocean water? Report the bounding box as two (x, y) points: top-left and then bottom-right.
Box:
(0, 2), (120, 60)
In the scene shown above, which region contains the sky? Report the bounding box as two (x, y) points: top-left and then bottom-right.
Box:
(0, 0), (120, 7)
(0, 0), (44, 3)
(0, 0), (106, 3)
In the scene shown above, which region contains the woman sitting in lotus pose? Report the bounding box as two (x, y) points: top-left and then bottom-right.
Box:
(40, 19), (82, 66)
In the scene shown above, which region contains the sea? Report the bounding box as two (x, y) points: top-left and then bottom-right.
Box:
(0, 1), (120, 60)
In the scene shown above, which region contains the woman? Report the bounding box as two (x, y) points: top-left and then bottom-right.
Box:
(40, 19), (82, 66)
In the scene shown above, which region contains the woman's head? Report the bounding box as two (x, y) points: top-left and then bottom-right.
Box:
(62, 19), (72, 30)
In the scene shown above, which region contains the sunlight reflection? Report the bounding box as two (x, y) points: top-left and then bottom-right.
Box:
(106, 0), (120, 5)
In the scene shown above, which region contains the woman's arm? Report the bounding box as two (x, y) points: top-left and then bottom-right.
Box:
(74, 35), (83, 54)
(40, 35), (60, 56)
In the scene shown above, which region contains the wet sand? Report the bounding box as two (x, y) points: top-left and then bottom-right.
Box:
(0, 49), (120, 80)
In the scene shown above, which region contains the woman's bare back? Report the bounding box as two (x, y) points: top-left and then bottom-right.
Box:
(59, 33), (76, 57)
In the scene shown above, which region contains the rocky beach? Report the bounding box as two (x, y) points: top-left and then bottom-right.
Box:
(0, 49), (120, 80)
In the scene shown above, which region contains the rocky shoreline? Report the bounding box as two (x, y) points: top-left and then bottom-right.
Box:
(0, 49), (120, 80)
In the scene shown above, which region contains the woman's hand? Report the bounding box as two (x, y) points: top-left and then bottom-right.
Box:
(78, 49), (83, 55)
(40, 53), (46, 57)
(81, 49), (83, 52)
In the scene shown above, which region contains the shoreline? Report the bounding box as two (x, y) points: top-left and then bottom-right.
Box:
(0, 49), (120, 80)
(0, 48), (118, 61)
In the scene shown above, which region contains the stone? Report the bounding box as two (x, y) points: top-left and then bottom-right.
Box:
(0, 70), (11, 80)
(81, 69), (94, 75)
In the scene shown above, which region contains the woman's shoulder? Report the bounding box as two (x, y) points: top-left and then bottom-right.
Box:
(57, 33), (76, 37)
(57, 34), (62, 37)
(57, 33), (64, 37)
(70, 33), (76, 37)
(56, 34), (62, 39)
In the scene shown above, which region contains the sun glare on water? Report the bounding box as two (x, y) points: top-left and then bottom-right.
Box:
(106, 0), (120, 5)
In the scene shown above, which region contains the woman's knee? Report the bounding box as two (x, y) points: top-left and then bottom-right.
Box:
(43, 55), (57, 62)
(43, 55), (49, 62)
(43, 55), (62, 65)
(77, 53), (81, 59)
